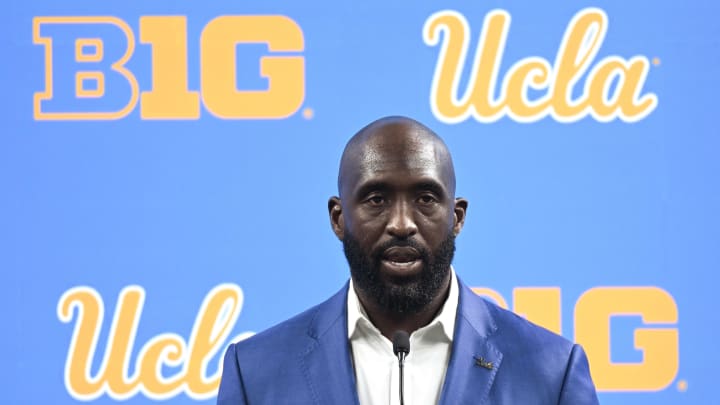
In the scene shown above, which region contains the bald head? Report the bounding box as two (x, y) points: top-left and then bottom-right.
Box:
(337, 116), (457, 199)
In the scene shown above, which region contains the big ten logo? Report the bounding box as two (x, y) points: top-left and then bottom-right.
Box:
(57, 284), (254, 400)
(423, 8), (658, 123)
(32, 16), (305, 120)
(473, 286), (679, 392)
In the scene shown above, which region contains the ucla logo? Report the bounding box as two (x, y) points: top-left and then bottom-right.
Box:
(57, 284), (253, 400)
(33, 16), (305, 120)
(423, 8), (658, 123)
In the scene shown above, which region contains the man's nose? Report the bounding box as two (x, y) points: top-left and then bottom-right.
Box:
(386, 200), (418, 238)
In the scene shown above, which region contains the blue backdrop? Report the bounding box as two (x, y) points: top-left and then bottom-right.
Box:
(3, 0), (718, 403)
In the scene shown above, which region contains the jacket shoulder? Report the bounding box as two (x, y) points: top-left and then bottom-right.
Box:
(483, 295), (574, 354)
(232, 285), (347, 360)
(457, 282), (577, 377)
(461, 291), (598, 403)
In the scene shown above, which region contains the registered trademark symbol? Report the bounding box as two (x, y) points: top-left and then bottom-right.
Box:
(677, 379), (688, 392)
(652, 57), (661, 66)
(302, 107), (314, 120)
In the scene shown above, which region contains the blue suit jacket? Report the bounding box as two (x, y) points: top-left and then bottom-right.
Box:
(217, 279), (599, 404)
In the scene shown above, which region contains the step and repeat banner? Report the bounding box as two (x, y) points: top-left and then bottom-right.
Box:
(3, 0), (717, 404)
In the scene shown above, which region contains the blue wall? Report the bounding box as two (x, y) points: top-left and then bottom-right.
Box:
(3, 1), (718, 403)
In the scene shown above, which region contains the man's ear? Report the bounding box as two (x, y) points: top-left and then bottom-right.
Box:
(328, 196), (345, 240)
(452, 197), (468, 236)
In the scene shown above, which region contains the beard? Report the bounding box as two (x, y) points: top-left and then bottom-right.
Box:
(342, 231), (455, 315)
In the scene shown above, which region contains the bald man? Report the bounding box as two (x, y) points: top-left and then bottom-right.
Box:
(217, 117), (599, 405)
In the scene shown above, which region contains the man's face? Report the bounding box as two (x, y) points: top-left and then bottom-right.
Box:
(330, 127), (466, 314)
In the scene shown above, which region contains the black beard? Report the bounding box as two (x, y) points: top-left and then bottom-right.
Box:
(342, 232), (455, 315)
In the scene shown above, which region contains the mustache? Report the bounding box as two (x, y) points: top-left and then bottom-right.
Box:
(372, 238), (429, 260)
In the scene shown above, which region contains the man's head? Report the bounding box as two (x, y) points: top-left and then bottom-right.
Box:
(328, 116), (468, 316)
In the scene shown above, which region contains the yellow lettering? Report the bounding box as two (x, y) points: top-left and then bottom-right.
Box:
(75, 71), (105, 98)
(139, 16), (200, 119)
(513, 287), (562, 334)
(58, 284), (245, 400)
(471, 287), (509, 309)
(33, 17), (139, 120)
(200, 15), (305, 119)
(504, 59), (552, 119)
(137, 335), (186, 395)
(185, 284), (244, 398)
(424, 8), (658, 123)
(423, 10), (508, 123)
(586, 56), (657, 121)
(57, 288), (105, 400)
(472, 287), (561, 334)
(104, 288), (143, 395)
(550, 9), (605, 118)
(575, 287), (679, 391)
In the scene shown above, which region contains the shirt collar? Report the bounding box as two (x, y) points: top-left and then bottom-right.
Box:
(347, 267), (459, 342)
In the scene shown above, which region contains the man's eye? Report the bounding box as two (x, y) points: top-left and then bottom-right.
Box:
(367, 196), (384, 205)
(418, 194), (438, 204)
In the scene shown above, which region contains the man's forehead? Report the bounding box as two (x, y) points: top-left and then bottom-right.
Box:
(354, 135), (444, 172)
(340, 135), (455, 197)
(337, 116), (457, 197)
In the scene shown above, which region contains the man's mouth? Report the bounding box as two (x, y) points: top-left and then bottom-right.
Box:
(381, 246), (422, 272)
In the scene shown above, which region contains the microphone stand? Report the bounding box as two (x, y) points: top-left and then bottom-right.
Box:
(392, 331), (410, 405)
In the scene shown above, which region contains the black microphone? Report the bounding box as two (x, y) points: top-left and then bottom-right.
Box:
(392, 330), (410, 405)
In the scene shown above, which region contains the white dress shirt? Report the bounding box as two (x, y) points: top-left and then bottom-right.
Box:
(347, 269), (459, 405)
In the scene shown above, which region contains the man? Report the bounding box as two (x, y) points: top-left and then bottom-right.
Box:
(217, 116), (599, 404)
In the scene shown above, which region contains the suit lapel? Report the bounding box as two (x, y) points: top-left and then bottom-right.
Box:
(300, 284), (359, 405)
(439, 282), (503, 405)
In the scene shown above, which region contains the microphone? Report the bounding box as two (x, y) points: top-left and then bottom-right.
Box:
(392, 331), (410, 405)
